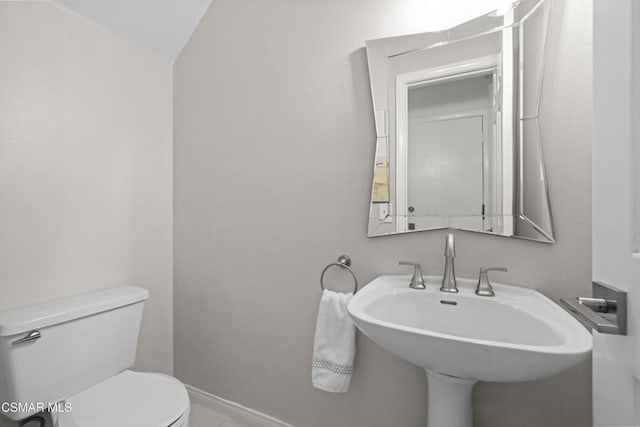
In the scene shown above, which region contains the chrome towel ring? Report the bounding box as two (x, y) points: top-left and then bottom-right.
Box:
(320, 255), (358, 294)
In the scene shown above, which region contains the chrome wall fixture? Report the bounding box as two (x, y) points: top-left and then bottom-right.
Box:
(560, 281), (627, 335)
(320, 255), (358, 294)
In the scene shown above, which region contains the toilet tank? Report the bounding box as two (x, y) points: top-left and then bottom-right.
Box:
(0, 286), (149, 421)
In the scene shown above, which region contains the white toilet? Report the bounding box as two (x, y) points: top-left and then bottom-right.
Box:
(0, 286), (190, 426)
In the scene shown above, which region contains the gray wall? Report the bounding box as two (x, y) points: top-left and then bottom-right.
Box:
(0, 1), (174, 377)
(173, 0), (592, 426)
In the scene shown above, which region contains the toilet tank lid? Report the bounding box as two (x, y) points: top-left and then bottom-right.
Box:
(0, 286), (149, 337)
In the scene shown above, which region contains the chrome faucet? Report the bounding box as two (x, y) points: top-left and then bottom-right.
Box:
(440, 233), (458, 293)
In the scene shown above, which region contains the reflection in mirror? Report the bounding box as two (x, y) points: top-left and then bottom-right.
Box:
(366, 0), (554, 243)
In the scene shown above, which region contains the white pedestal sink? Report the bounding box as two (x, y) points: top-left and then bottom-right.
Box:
(347, 275), (592, 427)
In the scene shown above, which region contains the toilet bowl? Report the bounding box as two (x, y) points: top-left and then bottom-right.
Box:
(55, 371), (190, 427)
(0, 286), (190, 426)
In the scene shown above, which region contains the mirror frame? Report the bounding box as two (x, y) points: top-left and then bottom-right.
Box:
(365, 0), (555, 243)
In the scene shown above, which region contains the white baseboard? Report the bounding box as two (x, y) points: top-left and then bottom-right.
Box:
(186, 384), (296, 427)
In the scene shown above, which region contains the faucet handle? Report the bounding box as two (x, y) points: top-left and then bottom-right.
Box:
(476, 267), (508, 297)
(399, 261), (426, 289)
(480, 266), (508, 273)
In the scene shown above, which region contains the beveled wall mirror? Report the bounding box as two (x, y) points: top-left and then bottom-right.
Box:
(366, 0), (555, 243)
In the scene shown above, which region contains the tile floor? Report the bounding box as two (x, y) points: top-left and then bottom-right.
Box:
(189, 402), (249, 427)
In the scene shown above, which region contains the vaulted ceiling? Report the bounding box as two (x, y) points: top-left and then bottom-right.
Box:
(51, 0), (512, 61)
(53, 0), (214, 61)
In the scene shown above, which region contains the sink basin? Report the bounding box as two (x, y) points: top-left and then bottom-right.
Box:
(347, 275), (592, 427)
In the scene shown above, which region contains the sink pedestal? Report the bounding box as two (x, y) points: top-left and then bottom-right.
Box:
(426, 370), (476, 427)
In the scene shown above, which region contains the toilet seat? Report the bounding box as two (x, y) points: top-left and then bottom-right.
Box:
(58, 370), (189, 427)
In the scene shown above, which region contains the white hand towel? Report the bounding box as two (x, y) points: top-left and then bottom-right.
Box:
(311, 289), (356, 393)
